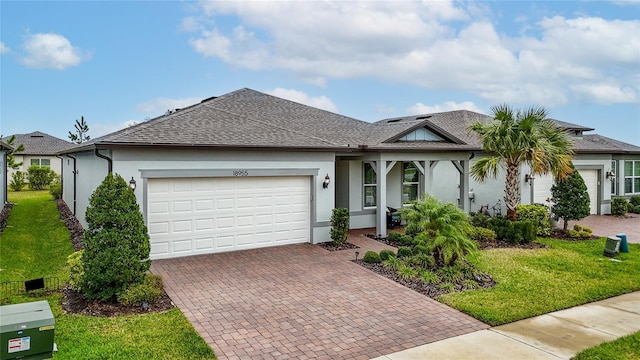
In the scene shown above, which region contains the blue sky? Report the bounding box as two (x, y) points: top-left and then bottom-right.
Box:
(1, 1), (639, 145)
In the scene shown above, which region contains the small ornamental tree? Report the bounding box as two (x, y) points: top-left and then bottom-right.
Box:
(82, 173), (150, 301)
(551, 167), (590, 231)
(330, 208), (349, 246)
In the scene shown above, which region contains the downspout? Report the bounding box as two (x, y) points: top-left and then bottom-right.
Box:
(94, 148), (113, 173)
(55, 154), (64, 203)
(66, 154), (77, 216)
(3, 150), (7, 205)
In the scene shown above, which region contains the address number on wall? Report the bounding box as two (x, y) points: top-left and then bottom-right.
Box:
(232, 170), (249, 176)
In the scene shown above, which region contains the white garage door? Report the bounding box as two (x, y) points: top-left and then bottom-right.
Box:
(577, 169), (599, 214)
(533, 173), (554, 204)
(147, 176), (310, 259)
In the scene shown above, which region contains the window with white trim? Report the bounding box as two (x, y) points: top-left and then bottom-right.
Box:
(624, 160), (640, 194)
(402, 162), (420, 204)
(363, 162), (377, 208)
(30, 158), (51, 167)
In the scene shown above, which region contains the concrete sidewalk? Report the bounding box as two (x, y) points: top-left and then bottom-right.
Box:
(372, 291), (640, 360)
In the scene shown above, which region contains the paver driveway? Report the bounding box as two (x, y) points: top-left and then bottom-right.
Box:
(152, 238), (488, 360)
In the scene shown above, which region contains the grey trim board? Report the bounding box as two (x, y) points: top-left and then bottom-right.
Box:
(140, 168), (319, 179)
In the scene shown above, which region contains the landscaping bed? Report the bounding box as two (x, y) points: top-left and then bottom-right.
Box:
(56, 199), (84, 251)
(62, 285), (174, 317)
(317, 241), (359, 251)
(0, 203), (13, 233)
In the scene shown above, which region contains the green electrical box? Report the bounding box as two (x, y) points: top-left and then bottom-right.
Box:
(0, 300), (55, 360)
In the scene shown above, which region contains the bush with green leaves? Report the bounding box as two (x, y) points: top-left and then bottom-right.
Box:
(27, 165), (56, 190)
(469, 212), (490, 228)
(412, 244), (429, 255)
(329, 208), (349, 246)
(82, 173), (150, 301)
(363, 250), (381, 263)
(396, 246), (413, 258)
(466, 226), (496, 242)
(634, 205), (640, 214)
(487, 217), (536, 244)
(117, 273), (164, 306)
(399, 235), (414, 246)
(387, 231), (402, 243)
(49, 176), (62, 199)
(517, 204), (552, 236)
(611, 197), (628, 216)
(628, 202), (635, 212)
(9, 171), (26, 191)
(67, 250), (84, 291)
(551, 167), (590, 231)
(630, 196), (640, 207)
(569, 224), (592, 238)
(397, 194), (476, 266)
(379, 249), (395, 261)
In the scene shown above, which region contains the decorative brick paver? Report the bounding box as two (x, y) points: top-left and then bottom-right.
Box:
(568, 214), (640, 243)
(152, 233), (488, 360)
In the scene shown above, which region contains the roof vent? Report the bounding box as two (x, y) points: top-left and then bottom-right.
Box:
(415, 115), (432, 120)
(30, 135), (44, 138)
(201, 96), (217, 103)
(387, 119), (401, 123)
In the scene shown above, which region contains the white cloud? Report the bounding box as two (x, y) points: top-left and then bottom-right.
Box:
(186, 1), (640, 106)
(136, 97), (202, 113)
(570, 84), (637, 104)
(20, 33), (89, 70)
(0, 42), (10, 54)
(266, 88), (338, 113)
(407, 101), (483, 115)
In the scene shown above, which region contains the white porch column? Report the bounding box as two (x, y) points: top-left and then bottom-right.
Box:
(376, 159), (387, 237)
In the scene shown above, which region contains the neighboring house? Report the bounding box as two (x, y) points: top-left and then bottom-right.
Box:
(4, 131), (74, 182)
(1, 140), (13, 205)
(58, 88), (640, 260)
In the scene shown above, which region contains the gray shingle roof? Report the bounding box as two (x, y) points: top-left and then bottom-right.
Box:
(58, 88), (639, 155)
(5, 131), (73, 155)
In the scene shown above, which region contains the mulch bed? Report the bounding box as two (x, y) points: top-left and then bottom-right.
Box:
(355, 260), (496, 300)
(61, 285), (174, 317)
(0, 203), (13, 233)
(317, 242), (359, 251)
(56, 199), (84, 251)
(55, 200), (174, 316)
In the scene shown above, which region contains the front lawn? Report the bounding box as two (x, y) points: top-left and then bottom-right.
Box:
(1, 190), (216, 359)
(572, 330), (640, 360)
(439, 237), (640, 326)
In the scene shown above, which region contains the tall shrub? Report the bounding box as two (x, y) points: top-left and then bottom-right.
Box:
(27, 165), (56, 190)
(330, 208), (349, 246)
(611, 197), (628, 217)
(82, 173), (150, 301)
(517, 204), (552, 236)
(551, 168), (590, 231)
(9, 171), (26, 191)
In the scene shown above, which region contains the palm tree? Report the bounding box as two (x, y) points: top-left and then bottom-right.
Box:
(469, 105), (574, 221)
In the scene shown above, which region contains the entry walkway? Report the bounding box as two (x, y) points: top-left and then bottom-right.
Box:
(372, 291), (640, 359)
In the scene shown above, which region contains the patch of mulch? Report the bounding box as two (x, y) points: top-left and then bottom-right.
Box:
(478, 240), (547, 250)
(0, 203), (13, 233)
(56, 199), (84, 251)
(318, 242), (359, 251)
(366, 233), (403, 248)
(61, 285), (174, 317)
(355, 260), (496, 300)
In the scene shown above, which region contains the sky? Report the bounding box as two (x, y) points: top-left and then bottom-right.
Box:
(1, 1), (639, 146)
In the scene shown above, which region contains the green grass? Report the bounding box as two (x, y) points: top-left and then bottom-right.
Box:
(1, 190), (216, 359)
(439, 238), (640, 326)
(1, 190), (73, 282)
(572, 330), (640, 360)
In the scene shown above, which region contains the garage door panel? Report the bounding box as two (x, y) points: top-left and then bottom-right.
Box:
(148, 176), (311, 259)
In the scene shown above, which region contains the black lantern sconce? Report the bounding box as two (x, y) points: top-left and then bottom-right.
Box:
(129, 177), (137, 191)
(524, 174), (535, 185)
(322, 174), (330, 189)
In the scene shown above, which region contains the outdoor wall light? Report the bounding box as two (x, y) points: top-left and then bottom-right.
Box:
(606, 170), (615, 181)
(524, 174), (535, 185)
(322, 174), (331, 189)
(468, 188), (475, 202)
(129, 177), (137, 191)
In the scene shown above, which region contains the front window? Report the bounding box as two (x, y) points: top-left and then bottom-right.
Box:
(624, 160), (640, 194)
(402, 162), (420, 204)
(363, 162), (377, 208)
(30, 158), (51, 167)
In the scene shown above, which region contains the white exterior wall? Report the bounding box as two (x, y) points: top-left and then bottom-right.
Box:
(7, 155), (64, 182)
(61, 151), (111, 224)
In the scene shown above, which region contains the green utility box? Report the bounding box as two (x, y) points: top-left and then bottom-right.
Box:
(0, 300), (55, 360)
(604, 236), (622, 257)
